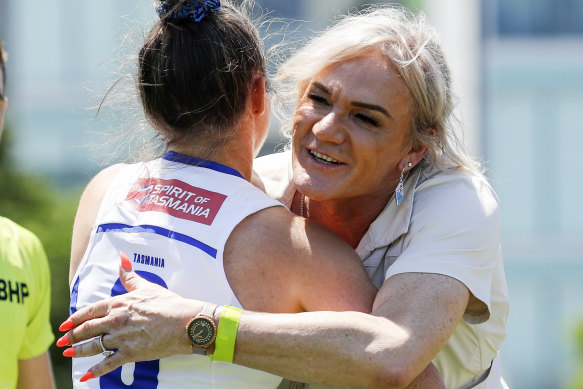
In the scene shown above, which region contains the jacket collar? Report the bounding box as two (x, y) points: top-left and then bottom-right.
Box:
(355, 167), (422, 257)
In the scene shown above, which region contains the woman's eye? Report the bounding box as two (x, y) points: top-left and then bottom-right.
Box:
(308, 93), (329, 105)
(355, 113), (379, 127)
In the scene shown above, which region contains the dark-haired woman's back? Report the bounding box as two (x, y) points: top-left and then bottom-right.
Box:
(70, 154), (288, 388)
(66, 1), (376, 387)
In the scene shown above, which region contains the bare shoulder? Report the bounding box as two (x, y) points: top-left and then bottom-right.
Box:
(69, 164), (126, 283)
(224, 206), (376, 314)
(81, 164), (126, 207)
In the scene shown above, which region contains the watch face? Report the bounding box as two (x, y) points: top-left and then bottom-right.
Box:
(187, 317), (216, 347)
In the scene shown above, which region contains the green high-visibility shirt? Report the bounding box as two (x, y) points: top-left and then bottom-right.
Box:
(0, 217), (54, 389)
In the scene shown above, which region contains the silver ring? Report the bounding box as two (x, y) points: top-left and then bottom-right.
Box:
(98, 334), (115, 357)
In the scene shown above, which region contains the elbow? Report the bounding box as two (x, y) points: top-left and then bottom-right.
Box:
(361, 318), (436, 388)
(375, 366), (415, 389)
(372, 359), (445, 389)
(372, 362), (416, 389)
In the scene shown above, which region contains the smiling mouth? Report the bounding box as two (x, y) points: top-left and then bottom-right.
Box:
(309, 149), (341, 164)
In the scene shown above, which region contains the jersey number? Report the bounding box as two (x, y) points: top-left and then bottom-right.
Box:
(99, 271), (167, 388)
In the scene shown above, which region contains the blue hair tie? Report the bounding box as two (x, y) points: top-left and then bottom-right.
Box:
(157, 0), (220, 22)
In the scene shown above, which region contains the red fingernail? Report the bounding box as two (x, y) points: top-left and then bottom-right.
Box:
(59, 318), (74, 332)
(63, 348), (75, 357)
(120, 251), (132, 271)
(80, 371), (94, 382)
(56, 334), (69, 347)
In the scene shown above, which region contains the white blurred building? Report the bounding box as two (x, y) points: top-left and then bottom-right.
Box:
(425, 1), (583, 387)
(480, 1), (583, 388)
(0, 2), (154, 185)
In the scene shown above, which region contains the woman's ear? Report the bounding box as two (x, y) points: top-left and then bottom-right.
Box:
(400, 128), (436, 171)
(250, 75), (266, 116)
(248, 74), (271, 156)
(399, 146), (428, 171)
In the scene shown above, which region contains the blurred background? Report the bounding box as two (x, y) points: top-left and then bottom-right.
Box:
(1, 0), (582, 388)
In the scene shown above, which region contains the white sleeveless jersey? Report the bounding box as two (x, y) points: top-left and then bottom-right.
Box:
(70, 152), (284, 389)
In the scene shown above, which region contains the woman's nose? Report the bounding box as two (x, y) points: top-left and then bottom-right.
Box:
(312, 112), (346, 144)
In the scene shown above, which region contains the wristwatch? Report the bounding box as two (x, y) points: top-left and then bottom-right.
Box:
(186, 305), (217, 355)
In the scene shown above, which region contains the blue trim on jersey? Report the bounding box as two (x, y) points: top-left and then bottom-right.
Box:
(163, 151), (245, 179)
(96, 223), (218, 258)
(69, 276), (80, 315)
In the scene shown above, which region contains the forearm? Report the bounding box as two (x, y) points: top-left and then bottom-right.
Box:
(60, 265), (451, 388)
(234, 310), (415, 389)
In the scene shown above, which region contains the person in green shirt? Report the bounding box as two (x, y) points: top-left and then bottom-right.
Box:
(0, 39), (56, 389)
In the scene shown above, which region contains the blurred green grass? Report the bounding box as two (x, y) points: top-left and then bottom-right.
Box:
(1, 125), (80, 388)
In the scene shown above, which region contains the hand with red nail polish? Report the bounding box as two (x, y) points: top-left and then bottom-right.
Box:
(57, 257), (204, 381)
(80, 372), (94, 383)
(120, 251), (132, 271)
(59, 318), (74, 332)
(56, 334), (69, 348)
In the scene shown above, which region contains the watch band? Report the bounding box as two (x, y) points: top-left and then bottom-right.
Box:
(199, 304), (216, 321)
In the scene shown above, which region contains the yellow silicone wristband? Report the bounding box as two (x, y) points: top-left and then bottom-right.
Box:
(211, 305), (243, 363)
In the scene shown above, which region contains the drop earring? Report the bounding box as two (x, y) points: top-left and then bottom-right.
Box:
(395, 162), (413, 206)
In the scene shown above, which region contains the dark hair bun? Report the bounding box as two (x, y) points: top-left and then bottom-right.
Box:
(157, 0), (221, 22)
